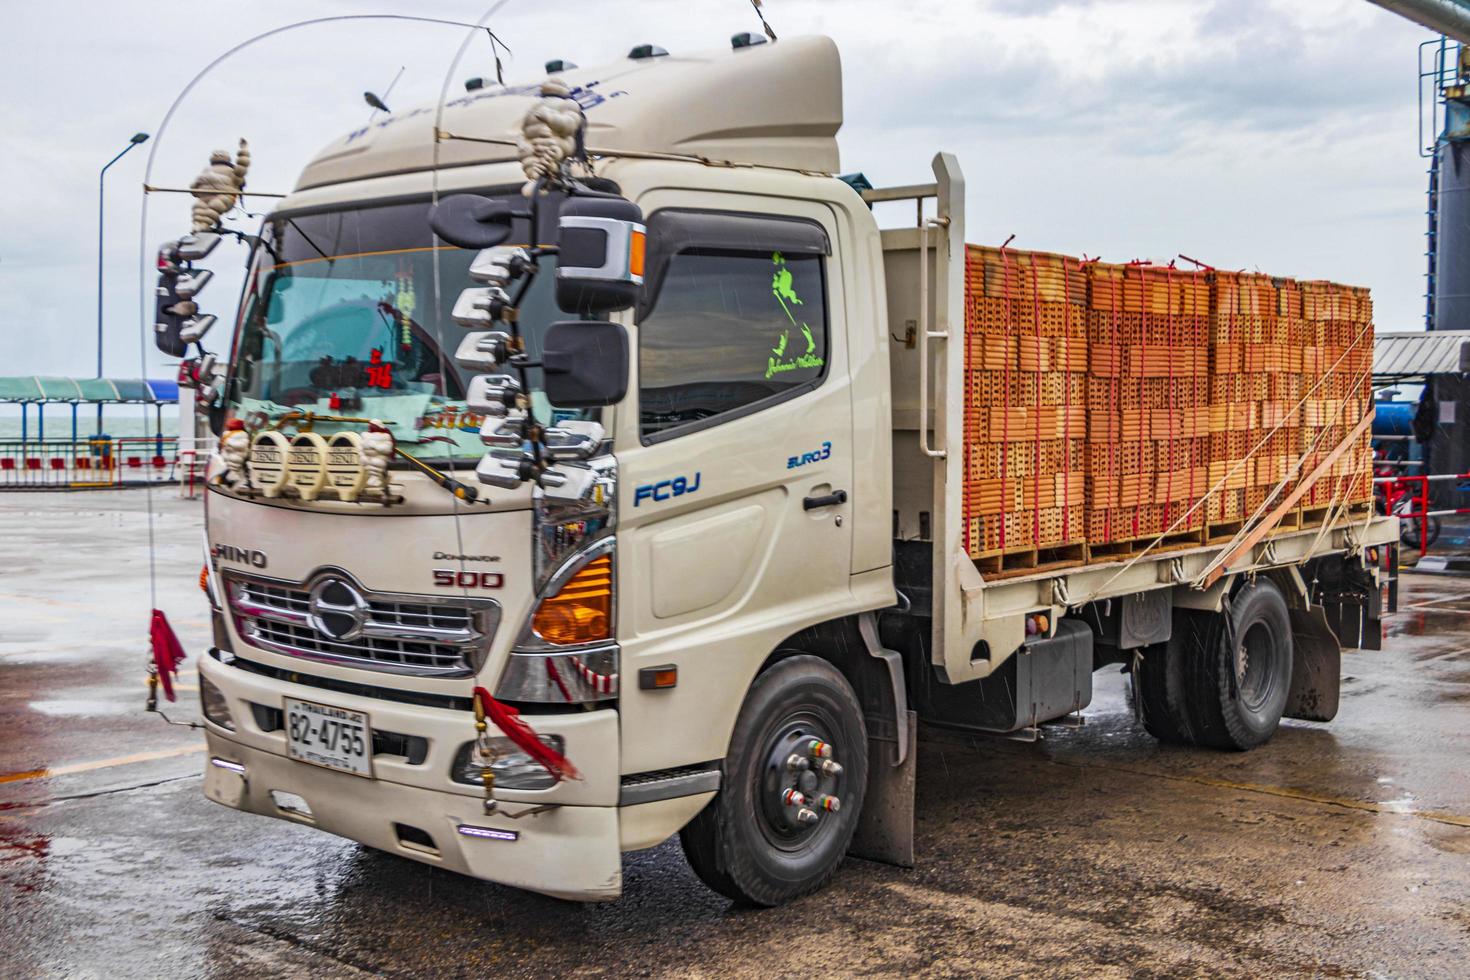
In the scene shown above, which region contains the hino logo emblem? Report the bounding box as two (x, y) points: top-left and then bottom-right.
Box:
(307, 577), (370, 642)
(212, 544), (268, 569)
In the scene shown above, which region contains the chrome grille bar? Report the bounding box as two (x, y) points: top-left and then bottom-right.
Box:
(224, 570), (499, 678)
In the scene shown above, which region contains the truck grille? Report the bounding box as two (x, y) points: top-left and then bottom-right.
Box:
(224, 570), (499, 678)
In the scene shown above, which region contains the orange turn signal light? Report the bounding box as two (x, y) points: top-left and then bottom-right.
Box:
(628, 229), (646, 279)
(638, 665), (678, 690)
(199, 565), (210, 594)
(532, 554), (612, 645)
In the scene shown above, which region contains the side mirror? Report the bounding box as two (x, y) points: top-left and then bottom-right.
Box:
(542, 321), (628, 407)
(176, 232), (221, 262)
(429, 194), (522, 249)
(542, 420), (605, 460)
(466, 373), (524, 418)
(180, 314), (217, 344)
(451, 285), (511, 328)
(454, 331), (511, 371)
(555, 196), (645, 315)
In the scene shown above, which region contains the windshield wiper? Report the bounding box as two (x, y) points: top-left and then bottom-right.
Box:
(286, 218), (330, 261)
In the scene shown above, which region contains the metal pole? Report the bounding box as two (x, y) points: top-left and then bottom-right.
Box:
(1366, 0), (1470, 43)
(97, 134), (148, 436)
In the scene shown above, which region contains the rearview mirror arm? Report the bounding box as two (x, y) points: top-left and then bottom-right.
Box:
(490, 181), (552, 476)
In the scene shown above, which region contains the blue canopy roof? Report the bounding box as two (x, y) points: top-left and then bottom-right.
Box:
(0, 376), (178, 404)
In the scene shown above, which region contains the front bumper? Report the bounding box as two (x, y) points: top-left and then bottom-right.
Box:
(203, 734), (623, 901)
(199, 650), (624, 901)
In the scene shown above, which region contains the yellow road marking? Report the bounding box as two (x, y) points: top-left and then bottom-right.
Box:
(0, 744), (204, 785)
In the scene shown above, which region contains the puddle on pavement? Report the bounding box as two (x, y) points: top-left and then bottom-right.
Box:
(0, 648), (90, 666)
(28, 698), (135, 718)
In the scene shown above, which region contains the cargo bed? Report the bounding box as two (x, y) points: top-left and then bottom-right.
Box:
(870, 154), (1397, 686)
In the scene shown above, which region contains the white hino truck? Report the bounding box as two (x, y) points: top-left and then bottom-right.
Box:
(167, 34), (1398, 904)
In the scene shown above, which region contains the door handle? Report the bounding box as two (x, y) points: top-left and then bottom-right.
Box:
(803, 490), (848, 511)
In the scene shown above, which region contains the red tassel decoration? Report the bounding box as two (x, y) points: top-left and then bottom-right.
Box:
(150, 609), (187, 703)
(473, 687), (581, 782)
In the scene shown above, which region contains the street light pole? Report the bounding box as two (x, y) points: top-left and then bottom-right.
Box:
(97, 132), (149, 435)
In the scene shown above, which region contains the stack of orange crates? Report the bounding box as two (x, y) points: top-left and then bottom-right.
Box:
(958, 241), (1375, 577)
(1204, 271), (1301, 534)
(1083, 263), (1210, 552)
(962, 246), (1087, 570)
(1293, 281), (1375, 514)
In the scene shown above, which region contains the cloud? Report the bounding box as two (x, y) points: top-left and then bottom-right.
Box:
(0, 0), (1442, 396)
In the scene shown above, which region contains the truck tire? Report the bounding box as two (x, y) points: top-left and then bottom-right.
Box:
(680, 655), (868, 906)
(1133, 636), (1196, 745)
(1178, 579), (1294, 750)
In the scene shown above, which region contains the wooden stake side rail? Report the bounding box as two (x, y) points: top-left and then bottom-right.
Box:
(1197, 410), (1377, 589)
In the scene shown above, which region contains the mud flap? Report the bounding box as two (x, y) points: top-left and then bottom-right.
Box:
(849, 710), (916, 867)
(1285, 606), (1341, 722)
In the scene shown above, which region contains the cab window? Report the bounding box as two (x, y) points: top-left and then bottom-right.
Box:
(638, 225), (828, 442)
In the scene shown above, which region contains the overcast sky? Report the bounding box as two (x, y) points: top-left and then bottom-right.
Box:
(0, 0), (1439, 385)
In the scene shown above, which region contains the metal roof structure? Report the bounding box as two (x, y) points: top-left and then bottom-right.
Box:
(0, 377), (178, 404)
(1374, 330), (1470, 381)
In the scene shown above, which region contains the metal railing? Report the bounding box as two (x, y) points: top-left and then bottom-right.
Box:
(1374, 471), (1470, 554)
(0, 436), (181, 490)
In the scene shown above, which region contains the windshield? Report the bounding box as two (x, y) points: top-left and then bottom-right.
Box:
(225, 197), (576, 461)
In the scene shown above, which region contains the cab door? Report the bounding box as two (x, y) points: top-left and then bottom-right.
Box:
(615, 195), (857, 773)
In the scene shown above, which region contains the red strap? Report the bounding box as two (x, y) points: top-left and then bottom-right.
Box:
(473, 687), (581, 782)
(1062, 259), (1074, 540)
(1108, 269), (1121, 542)
(1029, 262), (1043, 546)
(1162, 265), (1175, 529)
(999, 245), (1015, 552)
(1132, 267), (1145, 539)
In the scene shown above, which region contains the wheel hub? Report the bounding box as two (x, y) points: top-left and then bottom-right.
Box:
(759, 724), (844, 846)
(1236, 620), (1278, 711)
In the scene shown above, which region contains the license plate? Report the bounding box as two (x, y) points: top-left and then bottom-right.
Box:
(284, 698), (372, 778)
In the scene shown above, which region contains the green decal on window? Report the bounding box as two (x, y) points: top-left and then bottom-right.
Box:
(767, 251), (824, 380)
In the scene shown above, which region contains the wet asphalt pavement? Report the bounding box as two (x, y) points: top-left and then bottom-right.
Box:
(2, 491), (1468, 978)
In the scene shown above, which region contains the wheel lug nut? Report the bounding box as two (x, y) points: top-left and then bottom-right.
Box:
(785, 753), (810, 771)
(819, 759), (843, 776)
(795, 807), (820, 825)
(781, 788), (807, 807)
(807, 739), (833, 760)
(815, 794), (841, 813)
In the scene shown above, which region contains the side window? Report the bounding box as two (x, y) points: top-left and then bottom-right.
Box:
(639, 249), (828, 440)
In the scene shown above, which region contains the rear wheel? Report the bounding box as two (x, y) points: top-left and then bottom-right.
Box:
(1133, 636), (1195, 745)
(1133, 580), (1294, 750)
(680, 655), (867, 906)
(1178, 579), (1294, 750)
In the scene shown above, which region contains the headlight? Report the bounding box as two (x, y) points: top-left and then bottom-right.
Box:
(451, 735), (565, 791)
(496, 540), (618, 704)
(200, 673), (234, 731)
(532, 553), (612, 644)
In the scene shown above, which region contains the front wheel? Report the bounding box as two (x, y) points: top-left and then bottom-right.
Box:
(680, 655), (868, 906)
